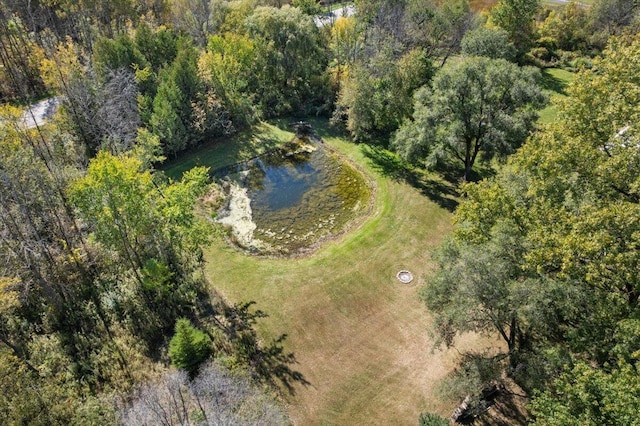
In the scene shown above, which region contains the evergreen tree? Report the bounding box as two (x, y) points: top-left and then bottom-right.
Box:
(168, 318), (212, 377)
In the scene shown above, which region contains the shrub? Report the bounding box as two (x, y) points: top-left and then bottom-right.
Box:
(168, 318), (212, 376)
(419, 412), (450, 426)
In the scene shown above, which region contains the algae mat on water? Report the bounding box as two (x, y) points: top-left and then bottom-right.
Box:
(203, 123), (499, 424)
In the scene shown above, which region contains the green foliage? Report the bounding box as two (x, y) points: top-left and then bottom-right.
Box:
(419, 411), (450, 426)
(93, 33), (148, 79)
(424, 34), (640, 417)
(537, 2), (591, 54)
(168, 318), (212, 376)
(461, 26), (516, 61)
(150, 38), (204, 156)
(590, 0), (640, 36)
(335, 46), (433, 144)
(490, 0), (540, 59)
(393, 56), (545, 180)
(530, 362), (640, 426)
(134, 23), (178, 73)
(292, 0), (322, 15)
(69, 150), (210, 347)
(151, 71), (189, 155)
(199, 33), (259, 126)
(245, 5), (328, 117)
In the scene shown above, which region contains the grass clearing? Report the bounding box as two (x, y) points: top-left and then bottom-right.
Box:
(180, 119), (498, 423)
(538, 67), (577, 125)
(162, 122), (294, 179)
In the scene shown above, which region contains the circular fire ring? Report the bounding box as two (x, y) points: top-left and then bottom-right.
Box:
(396, 270), (414, 284)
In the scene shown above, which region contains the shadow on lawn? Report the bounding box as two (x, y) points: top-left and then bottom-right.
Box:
(475, 391), (530, 426)
(210, 297), (310, 395)
(162, 124), (291, 180)
(362, 145), (460, 211)
(540, 70), (569, 95)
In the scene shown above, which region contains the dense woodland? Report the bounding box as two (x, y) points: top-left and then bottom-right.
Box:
(1, 0), (640, 424)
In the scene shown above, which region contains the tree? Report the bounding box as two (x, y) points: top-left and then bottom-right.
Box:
(169, 0), (213, 46)
(150, 37), (203, 156)
(0, 12), (47, 103)
(292, 0), (322, 16)
(590, 0), (640, 35)
(198, 32), (259, 127)
(92, 33), (148, 79)
(333, 39), (433, 144)
(68, 150), (210, 347)
(461, 26), (516, 61)
(530, 362), (640, 426)
(328, 16), (360, 75)
(537, 2), (591, 53)
(245, 5), (328, 116)
(422, 34), (640, 414)
(393, 57), (545, 181)
(119, 362), (289, 425)
(489, 0), (540, 59)
(168, 318), (212, 376)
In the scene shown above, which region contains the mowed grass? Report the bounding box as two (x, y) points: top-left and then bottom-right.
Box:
(162, 121), (294, 179)
(538, 67), (576, 124)
(192, 120), (497, 424)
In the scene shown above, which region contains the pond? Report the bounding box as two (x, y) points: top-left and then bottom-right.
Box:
(215, 139), (371, 255)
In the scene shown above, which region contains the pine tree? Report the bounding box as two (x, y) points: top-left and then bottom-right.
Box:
(168, 318), (212, 377)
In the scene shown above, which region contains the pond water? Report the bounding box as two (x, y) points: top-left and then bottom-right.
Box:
(216, 140), (371, 255)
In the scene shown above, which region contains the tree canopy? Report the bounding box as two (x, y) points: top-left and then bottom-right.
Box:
(393, 56), (545, 180)
(422, 35), (640, 418)
(2, 0), (640, 423)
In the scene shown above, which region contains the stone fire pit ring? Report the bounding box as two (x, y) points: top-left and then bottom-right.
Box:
(396, 270), (414, 284)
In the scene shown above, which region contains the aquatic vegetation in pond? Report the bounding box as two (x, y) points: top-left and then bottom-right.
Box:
(215, 140), (371, 255)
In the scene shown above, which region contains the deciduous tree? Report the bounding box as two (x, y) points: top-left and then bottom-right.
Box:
(245, 5), (327, 116)
(461, 26), (516, 61)
(489, 0), (540, 59)
(422, 34), (640, 411)
(393, 57), (545, 181)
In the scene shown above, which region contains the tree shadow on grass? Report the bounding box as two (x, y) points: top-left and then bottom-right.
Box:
(362, 145), (460, 211)
(209, 294), (310, 395)
(540, 70), (569, 95)
(474, 391), (530, 426)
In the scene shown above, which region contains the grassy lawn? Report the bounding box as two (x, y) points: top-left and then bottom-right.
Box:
(179, 119), (497, 424)
(328, 1), (351, 11)
(162, 122), (294, 179)
(538, 67), (577, 125)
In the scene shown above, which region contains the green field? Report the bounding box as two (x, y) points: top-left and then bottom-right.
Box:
(173, 120), (495, 423)
(162, 122), (294, 179)
(538, 67), (577, 124)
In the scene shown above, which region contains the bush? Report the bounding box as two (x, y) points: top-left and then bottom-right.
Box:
(419, 412), (450, 426)
(168, 318), (212, 376)
(461, 27), (516, 61)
